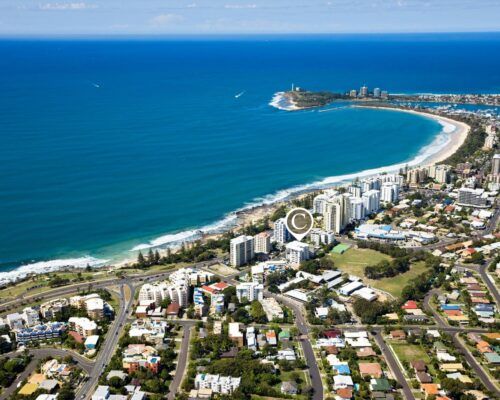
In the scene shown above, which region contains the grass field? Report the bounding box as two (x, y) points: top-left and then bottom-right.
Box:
(391, 342), (437, 377)
(207, 263), (239, 277)
(0, 270), (100, 301)
(0, 262), (183, 304)
(330, 248), (428, 298)
(391, 342), (430, 363)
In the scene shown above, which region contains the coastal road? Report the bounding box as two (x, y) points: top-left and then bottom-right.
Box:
(266, 291), (323, 400)
(0, 259), (221, 314)
(372, 331), (415, 400)
(452, 332), (500, 396)
(167, 322), (195, 400)
(79, 282), (135, 400)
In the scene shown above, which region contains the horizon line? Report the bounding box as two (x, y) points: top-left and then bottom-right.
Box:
(0, 31), (499, 39)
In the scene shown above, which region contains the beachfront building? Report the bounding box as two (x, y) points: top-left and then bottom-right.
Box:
(273, 218), (291, 244)
(313, 193), (331, 214)
(254, 232), (271, 254)
(236, 282), (263, 302)
(433, 165), (452, 184)
(361, 177), (381, 192)
(285, 241), (311, 266)
(362, 190), (381, 215)
(230, 235), (255, 267)
(407, 167), (428, 185)
(348, 185), (362, 198)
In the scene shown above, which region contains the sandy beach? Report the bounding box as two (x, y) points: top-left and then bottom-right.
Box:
(118, 105), (472, 267)
(2, 104), (473, 279)
(209, 106), (472, 248)
(356, 106), (471, 167)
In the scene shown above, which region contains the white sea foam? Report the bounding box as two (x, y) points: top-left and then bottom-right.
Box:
(3, 108), (458, 283)
(0, 256), (107, 286)
(129, 115), (455, 253)
(131, 213), (239, 251)
(269, 92), (298, 111)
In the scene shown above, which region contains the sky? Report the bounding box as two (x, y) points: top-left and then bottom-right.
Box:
(0, 0), (499, 35)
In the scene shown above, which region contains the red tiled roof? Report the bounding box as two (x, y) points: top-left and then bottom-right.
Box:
(336, 388), (352, 399)
(166, 302), (180, 315)
(323, 329), (341, 338)
(68, 331), (84, 343)
(213, 282), (229, 290)
(200, 285), (215, 294)
(402, 300), (418, 310)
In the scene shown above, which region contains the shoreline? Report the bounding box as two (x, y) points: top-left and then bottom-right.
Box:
(353, 105), (471, 167)
(0, 106), (471, 284)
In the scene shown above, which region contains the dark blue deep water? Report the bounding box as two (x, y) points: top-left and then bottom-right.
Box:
(0, 34), (499, 277)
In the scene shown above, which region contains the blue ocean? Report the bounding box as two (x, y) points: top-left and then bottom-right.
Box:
(0, 33), (499, 279)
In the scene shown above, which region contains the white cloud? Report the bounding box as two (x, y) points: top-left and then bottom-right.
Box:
(39, 2), (97, 10)
(224, 4), (257, 9)
(186, 3), (197, 8)
(150, 13), (184, 26)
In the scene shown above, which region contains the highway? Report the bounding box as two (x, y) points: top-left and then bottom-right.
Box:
(0, 260), (221, 314)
